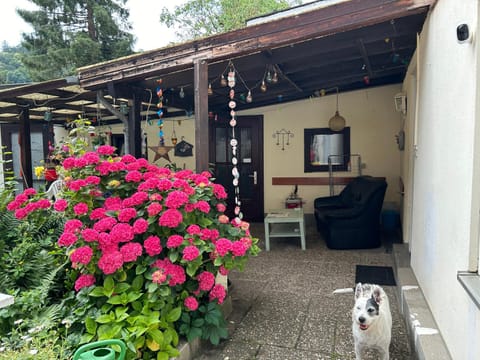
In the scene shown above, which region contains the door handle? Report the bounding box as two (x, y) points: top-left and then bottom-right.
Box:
(248, 171), (257, 185)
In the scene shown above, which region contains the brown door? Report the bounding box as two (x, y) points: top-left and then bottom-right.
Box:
(209, 115), (264, 222)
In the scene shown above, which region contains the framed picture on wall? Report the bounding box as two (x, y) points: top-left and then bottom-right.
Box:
(304, 127), (350, 172)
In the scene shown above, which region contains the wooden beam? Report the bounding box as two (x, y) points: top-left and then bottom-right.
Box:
(0, 77), (77, 100)
(357, 39), (374, 78)
(97, 90), (130, 153)
(19, 106), (33, 188)
(78, 0), (432, 89)
(194, 59), (209, 172)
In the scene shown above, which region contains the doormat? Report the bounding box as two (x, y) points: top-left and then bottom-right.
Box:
(355, 265), (396, 286)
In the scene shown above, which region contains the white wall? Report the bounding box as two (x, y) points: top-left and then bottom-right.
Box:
(404, 0), (480, 358)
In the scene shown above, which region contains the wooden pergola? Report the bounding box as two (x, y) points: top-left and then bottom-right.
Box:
(0, 0), (435, 187)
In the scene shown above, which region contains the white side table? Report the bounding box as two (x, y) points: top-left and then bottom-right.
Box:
(264, 208), (306, 251)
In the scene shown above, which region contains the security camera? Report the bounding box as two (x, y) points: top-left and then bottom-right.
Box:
(457, 24), (472, 43)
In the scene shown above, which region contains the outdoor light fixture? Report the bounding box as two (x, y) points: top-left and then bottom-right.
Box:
(328, 87), (346, 132)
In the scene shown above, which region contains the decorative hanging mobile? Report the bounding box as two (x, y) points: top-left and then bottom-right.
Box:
(156, 82), (165, 146)
(227, 64), (242, 224)
(148, 79), (174, 162)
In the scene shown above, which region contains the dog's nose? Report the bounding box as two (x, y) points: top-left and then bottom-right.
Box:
(359, 316), (366, 323)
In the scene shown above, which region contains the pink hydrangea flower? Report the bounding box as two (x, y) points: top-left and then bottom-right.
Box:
(165, 190), (189, 209)
(209, 284), (226, 304)
(215, 238), (232, 256)
(125, 170), (142, 183)
(70, 246), (93, 265)
(232, 241), (247, 256)
(156, 179), (173, 191)
(152, 269), (167, 284)
(54, 199), (68, 212)
(219, 265), (229, 276)
(133, 218), (148, 234)
(97, 145), (116, 155)
(62, 157), (75, 170)
(23, 188), (37, 196)
(104, 197), (123, 211)
(121, 154), (136, 163)
(184, 296), (199, 311)
(147, 202), (162, 217)
(93, 217), (118, 232)
(82, 152), (100, 165)
(58, 232), (78, 247)
(159, 209), (183, 228)
(85, 175), (101, 185)
(166, 234), (184, 249)
(118, 208), (137, 223)
(14, 208), (28, 219)
(36, 199), (51, 209)
(186, 225), (201, 235)
(88, 208), (105, 220)
(64, 219), (83, 233)
(74, 274), (96, 291)
(98, 251), (123, 274)
(216, 203), (226, 213)
(120, 242), (143, 262)
(110, 223), (134, 243)
(197, 271), (215, 291)
(218, 215), (229, 224)
(144, 235), (162, 256)
(194, 201), (210, 213)
(182, 245), (200, 261)
(73, 202), (89, 216)
(81, 228), (99, 242)
(212, 184), (227, 199)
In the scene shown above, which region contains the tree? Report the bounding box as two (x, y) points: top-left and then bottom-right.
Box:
(17, 0), (135, 81)
(160, 0), (303, 42)
(0, 43), (31, 84)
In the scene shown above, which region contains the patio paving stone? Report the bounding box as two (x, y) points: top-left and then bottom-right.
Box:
(192, 222), (412, 360)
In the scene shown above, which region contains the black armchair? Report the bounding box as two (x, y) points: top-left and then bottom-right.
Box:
(314, 176), (387, 249)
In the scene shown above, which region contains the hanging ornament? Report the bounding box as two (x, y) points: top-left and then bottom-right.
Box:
(246, 90), (253, 103)
(260, 80), (267, 93)
(266, 71), (272, 83)
(171, 121), (178, 145)
(272, 71), (279, 84)
(179, 87), (185, 99)
(227, 63), (241, 222)
(227, 69), (236, 88)
(208, 83), (213, 96)
(220, 74), (227, 87)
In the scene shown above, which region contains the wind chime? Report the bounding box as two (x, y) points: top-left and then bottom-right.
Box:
(227, 66), (242, 224)
(156, 80), (165, 146)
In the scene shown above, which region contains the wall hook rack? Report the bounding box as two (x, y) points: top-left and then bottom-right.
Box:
(273, 129), (294, 150)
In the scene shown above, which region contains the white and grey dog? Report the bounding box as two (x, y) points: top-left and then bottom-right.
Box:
(352, 283), (392, 360)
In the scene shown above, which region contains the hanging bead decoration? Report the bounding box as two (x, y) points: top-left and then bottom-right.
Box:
(227, 67), (242, 223)
(156, 80), (165, 146)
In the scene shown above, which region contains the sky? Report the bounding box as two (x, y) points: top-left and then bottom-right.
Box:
(0, 0), (187, 51)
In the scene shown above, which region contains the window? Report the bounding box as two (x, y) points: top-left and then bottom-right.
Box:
(304, 127), (350, 172)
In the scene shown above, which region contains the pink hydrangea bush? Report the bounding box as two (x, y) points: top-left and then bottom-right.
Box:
(9, 145), (260, 359)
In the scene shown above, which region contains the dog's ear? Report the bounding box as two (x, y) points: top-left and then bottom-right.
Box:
(372, 286), (382, 304)
(355, 283), (363, 299)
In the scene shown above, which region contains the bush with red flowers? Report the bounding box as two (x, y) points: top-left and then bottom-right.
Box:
(8, 144), (260, 359)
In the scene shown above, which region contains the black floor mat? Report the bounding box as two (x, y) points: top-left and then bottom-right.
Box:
(355, 265), (396, 286)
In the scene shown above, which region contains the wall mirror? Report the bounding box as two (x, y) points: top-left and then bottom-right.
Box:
(304, 127), (350, 172)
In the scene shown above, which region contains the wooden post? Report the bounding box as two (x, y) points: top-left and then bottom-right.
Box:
(128, 89), (142, 158)
(194, 59), (209, 172)
(19, 106), (33, 188)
